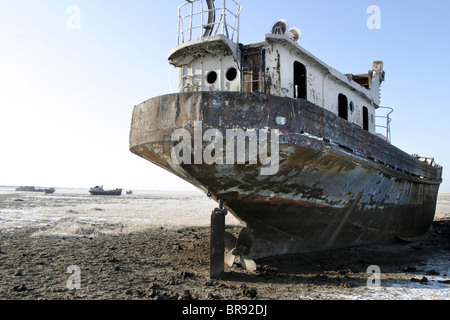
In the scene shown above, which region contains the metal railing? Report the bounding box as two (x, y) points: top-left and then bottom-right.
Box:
(177, 0), (242, 46)
(376, 106), (393, 143)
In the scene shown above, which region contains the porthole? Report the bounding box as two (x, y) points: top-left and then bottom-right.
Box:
(349, 101), (354, 112)
(207, 71), (218, 84)
(226, 67), (238, 81)
(275, 113), (288, 126)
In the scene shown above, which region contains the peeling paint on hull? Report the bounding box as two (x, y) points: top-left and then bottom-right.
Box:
(130, 92), (442, 258)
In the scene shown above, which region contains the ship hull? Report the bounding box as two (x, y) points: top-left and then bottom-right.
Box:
(130, 92), (442, 258)
(89, 189), (122, 196)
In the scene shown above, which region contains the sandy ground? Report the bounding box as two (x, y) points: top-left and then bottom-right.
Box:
(0, 216), (448, 301)
(0, 190), (449, 301)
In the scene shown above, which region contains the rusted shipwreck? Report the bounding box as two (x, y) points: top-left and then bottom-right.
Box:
(129, 0), (443, 261)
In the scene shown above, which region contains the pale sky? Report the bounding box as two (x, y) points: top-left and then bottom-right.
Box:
(1, 0), (449, 192)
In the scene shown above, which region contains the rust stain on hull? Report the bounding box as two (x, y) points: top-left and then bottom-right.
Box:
(130, 92), (442, 258)
(228, 193), (334, 208)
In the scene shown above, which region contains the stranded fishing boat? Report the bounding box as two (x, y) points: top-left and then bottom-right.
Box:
(44, 188), (56, 194)
(130, 0), (442, 259)
(89, 186), (122, 196)
(16, 186), (45, 192)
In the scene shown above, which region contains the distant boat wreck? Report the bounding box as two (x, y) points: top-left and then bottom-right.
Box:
(16, 186), (55, 194)
(126, 190), (133, 195)
(16, 186), (44, 192)
(44, 188), (55, 194)
(89, 186), (122, 196)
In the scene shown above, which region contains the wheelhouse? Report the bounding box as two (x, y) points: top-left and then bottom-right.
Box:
(169, 0), (388, 138)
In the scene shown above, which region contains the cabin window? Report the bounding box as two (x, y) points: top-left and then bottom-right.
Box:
(349, 101), (354, 113)
(226, 68), (238, 82)
(293, 61), (307, 99)
(241, 47), (265, 93)
(207, 71), (217, 84)
(363, 106), (369, 131)
(338, 94), (348, 120)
